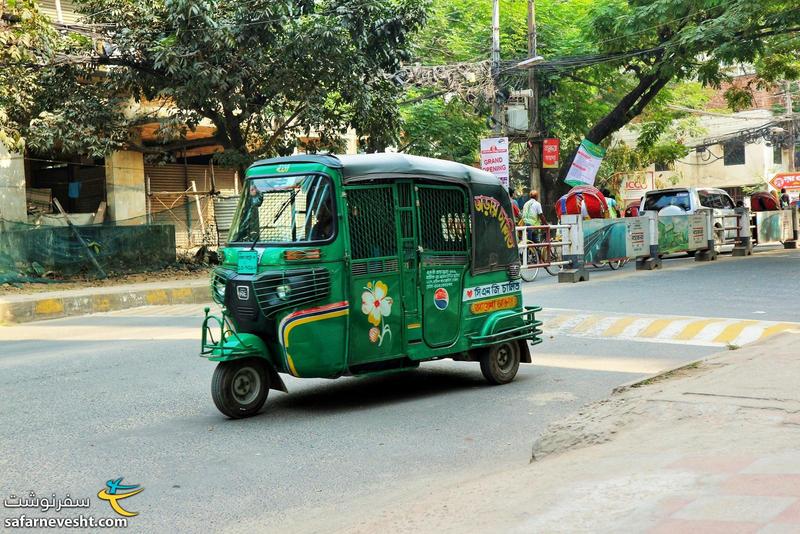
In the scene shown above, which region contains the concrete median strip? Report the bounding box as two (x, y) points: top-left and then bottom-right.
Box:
(0, 279), (211, 325)
(540, 307), (800, 347)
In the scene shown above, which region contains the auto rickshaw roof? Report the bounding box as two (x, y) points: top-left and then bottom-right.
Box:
(249, 153), (500, 186)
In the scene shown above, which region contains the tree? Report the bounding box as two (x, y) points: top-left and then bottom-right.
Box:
(1, 0), (129, 156)
(400, 92), (486, 163)
(1, 0), (428, 164)
(403, 0), (601, 172)
(568, 0), (800, 167)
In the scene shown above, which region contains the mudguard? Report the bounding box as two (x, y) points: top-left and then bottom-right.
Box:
(200, 308), (288, 392)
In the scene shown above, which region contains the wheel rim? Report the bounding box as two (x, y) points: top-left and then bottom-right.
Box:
(231, 366), (261, 405)
(496, 344), (514, 373)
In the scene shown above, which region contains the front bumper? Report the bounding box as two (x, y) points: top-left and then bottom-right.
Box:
(468, 306), (544, 347)
(200, 307), (265, 360)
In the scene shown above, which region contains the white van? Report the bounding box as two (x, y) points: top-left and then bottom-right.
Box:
(639, 187), (738, 246)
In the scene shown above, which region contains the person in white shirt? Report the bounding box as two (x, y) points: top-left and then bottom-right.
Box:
(521, 190), (548, 242)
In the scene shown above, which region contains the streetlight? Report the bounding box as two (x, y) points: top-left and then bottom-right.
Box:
(516, 55), (545, 69)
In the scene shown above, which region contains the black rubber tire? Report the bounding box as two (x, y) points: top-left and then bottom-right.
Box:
(520, 248), (540, 282)
(212, 359), (270, 419)
(544, 245), (564, 276)
(480, 341), (521, 385)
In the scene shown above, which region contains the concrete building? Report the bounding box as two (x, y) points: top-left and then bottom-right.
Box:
(614, 76), (798, 206)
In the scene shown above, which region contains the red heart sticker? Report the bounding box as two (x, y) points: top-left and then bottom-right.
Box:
(466, 289), (473, 297)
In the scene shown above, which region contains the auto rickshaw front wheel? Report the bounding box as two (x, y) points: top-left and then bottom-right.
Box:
(480, 341), (520, 385)
(212, 358), (270, 418)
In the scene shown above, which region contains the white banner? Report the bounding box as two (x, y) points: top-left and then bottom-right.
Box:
(565, 138), (605, 187)
(480, 137), (510, 188)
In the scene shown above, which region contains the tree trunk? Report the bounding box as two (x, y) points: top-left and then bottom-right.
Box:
(540, 70), (672, 219)
(556, 72), (671, 181)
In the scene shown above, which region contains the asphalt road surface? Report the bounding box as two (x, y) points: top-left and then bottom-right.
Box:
(0, 247), (796, 533)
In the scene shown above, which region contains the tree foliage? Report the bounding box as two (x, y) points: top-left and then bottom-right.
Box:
(400, 92), (486, 163)
(1, 0), (128, 155)
(581, 0), (800, 148)
(406, 0), (800, 205)
(1, 0), (428, 163)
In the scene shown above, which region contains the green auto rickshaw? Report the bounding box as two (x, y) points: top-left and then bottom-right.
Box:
(201, 153), (543, 418)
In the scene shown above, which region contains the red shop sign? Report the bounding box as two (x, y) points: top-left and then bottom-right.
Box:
(542, 138), (560, 169)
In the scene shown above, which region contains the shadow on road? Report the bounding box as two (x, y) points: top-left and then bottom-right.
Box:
(259, 366), (535, 415)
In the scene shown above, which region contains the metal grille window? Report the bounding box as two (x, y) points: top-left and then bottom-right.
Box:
(418, 187), (468, 252)
(346, 187), (397, 259)
(397, 183), (414, 239)
(773, 144), (783, 164)
(723, 141), (746, 166)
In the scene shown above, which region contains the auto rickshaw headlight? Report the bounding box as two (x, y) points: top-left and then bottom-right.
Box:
(211, 275), (226, 305)
(276, 284), (291, 300)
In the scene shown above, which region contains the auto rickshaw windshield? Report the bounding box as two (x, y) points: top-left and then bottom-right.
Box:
(228, 174), (336, 245)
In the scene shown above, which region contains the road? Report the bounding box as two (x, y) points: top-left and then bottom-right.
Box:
(0, 247), (797, 533)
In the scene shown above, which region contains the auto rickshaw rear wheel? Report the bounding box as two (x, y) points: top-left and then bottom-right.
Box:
(212, 358), (270, 418)
(480, 341), (520, 385)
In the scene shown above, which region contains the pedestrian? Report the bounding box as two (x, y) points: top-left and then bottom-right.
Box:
(509, 189), (521, 220)
(602, 188), (619, 218)
(518, 187), (530, 211)
(780, 188), (791, 209)
(522, 190), (548, 243)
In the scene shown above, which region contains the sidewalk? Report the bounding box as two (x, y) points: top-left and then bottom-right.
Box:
(317, 332), (800, 533)
(0, 277), (211, 324)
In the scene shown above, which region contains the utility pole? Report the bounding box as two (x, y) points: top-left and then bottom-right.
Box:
(491, 0), (501, 134)
(785, 81), (795, 171)
(527, 0), (542, 193)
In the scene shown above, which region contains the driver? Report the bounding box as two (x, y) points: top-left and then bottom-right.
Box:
(310, 200), (333, 241)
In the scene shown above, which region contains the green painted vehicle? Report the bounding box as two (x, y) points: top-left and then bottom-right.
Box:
(201, 153), (543, 418)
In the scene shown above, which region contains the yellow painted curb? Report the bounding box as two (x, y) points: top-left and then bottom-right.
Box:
(34, 299), (64, 315)
(92, 296), (113, 312)
(170, 287), (194, 301)
(145, 290), (169, 305)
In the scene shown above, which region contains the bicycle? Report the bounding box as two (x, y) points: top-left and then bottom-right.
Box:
(543, 233), (565, 276)
(591, 257), (629, 270)
(519, 237), (540, 282)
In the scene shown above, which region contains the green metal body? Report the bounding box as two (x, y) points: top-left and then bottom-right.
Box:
(200, 155), (542, 380)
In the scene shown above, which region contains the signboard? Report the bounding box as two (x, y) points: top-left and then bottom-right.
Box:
(687, 213), (709, 250)
(480, 137), (510, 188)
(565, 138), (605, 187)
(582, 217), (651, 263)
(657, 214), (709, 254)
(618, 171), (655, 201)
(583, 220), (627, 263)
(756, 211), (794, 244)
(770, 172), (800, 191)
(542, 138), (560, 169)
(626, 217), (650, 257)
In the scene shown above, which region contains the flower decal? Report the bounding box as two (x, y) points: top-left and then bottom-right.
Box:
(361, 281), (393, 346)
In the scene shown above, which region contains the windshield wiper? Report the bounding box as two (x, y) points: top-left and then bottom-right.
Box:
(272, 188), (300, 225)
(249, 189), (301, 250)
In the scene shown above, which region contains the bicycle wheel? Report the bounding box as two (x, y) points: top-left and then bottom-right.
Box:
(544, 244), (565, 276)
(607, 259), (625, 270)
(520, 247), (540, 282)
